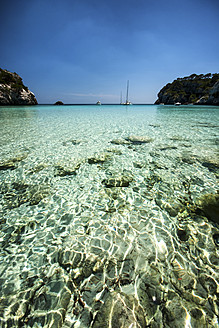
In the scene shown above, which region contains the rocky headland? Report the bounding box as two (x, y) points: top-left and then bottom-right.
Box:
(0, 68), (38, 105)
(155, 73), (219, 105)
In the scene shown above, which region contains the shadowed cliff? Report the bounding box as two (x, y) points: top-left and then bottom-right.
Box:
(155, 73), (219, 105)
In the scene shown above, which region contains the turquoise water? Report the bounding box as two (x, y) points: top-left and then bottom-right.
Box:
(0, 104), (218, 327)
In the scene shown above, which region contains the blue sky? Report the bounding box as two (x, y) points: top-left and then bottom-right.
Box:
(0, 0), (218, 104)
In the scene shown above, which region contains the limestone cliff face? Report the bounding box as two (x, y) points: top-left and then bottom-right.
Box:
(155, 73), (219, 105)
(0, 68), (38, 105)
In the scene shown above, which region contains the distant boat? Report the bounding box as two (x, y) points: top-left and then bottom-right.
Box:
(96, 101), (101, 105)
(174, 102), (181, 106)
(121, 80), (132, 105)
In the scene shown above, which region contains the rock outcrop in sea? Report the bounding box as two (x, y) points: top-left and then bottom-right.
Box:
(54, 101), (64, 105)
(0, 68), (38, 105)
(155, 73), (219, 105)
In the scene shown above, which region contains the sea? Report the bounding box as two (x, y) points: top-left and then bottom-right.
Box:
(0, 104), (218, 327)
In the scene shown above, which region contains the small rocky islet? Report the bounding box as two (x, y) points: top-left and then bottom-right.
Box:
(0, 131), (218, 328)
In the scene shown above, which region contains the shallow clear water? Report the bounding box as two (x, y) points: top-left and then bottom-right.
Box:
(0, 104), (218, 327)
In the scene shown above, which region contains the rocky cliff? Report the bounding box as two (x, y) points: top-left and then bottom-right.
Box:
(0, 68), (38, 105)
(155, 73), (219, 105)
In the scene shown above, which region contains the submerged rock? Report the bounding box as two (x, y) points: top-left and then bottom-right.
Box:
(181, 155), (198, 165)
(196, 193), (219, 224)
(2, 182), (50, 209)
(133, 161), (145, 168)
(201, 160), (219, 173)
(169, 136), (186, 141)
(177, 228), (190, 242)
(0, 160), (18, 170)
(0, 153), (28, 170)
(102, 171), (133, 188)
(28, 163), (47, 174)
(159, 145), (177, 151)
(62, 138), (82, 146)
(92, 291), (146, 328)
(102, 177), (131, 188)
(54, 161), (82, 176)
(125, 135), (153, 144)
(155, 191), (184, 217)
(105, 148), (122, 155)
(110, 138), (131, 145)
(213, 233), (219, 246)
(88, 152), (112, 165)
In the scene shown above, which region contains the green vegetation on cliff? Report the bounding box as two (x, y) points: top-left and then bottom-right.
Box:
(155, 73), (219, 105)
(0, 68), (28, 92)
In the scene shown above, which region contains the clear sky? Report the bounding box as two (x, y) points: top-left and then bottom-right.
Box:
(0, 0), (218, 104)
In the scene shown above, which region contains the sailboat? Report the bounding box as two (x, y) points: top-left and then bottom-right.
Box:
(121, 80), (132, 105)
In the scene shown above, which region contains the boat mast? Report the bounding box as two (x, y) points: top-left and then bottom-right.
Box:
(126, 80), (129, 104)
(120, 91), (123, 104)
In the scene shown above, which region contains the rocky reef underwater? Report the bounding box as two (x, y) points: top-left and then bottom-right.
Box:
(0, 130), (218, 328)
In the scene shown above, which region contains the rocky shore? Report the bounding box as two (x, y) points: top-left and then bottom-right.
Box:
(0, 68), (38, 105)
(155, 73), (219, 105)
